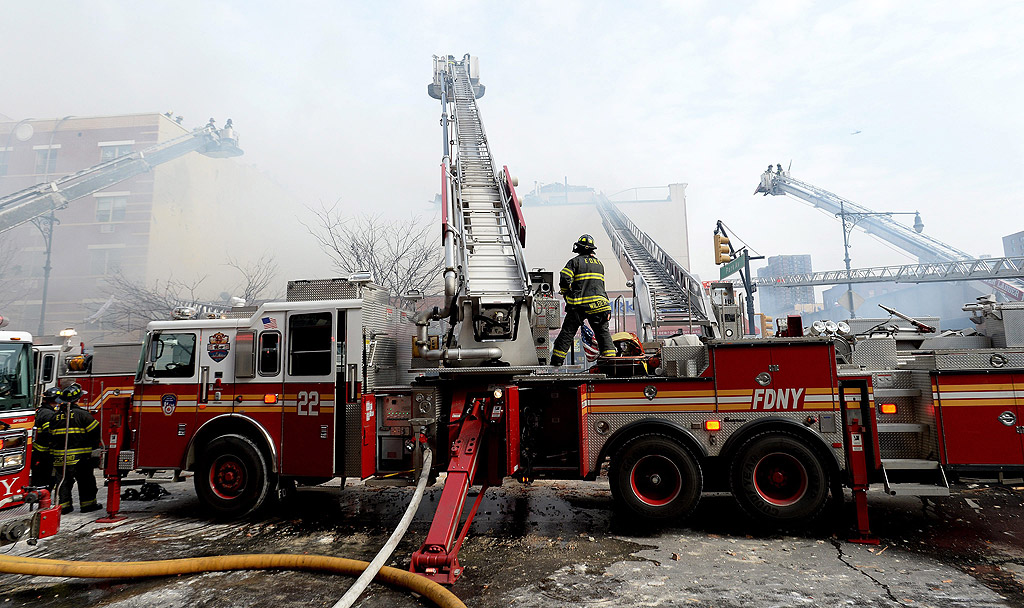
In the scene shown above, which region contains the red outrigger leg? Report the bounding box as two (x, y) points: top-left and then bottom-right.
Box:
(410, 395), (492, 584)
(844, 381), (879, 545)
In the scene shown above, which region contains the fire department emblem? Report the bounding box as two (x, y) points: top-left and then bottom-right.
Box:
(161, 394), (177, 416)
(207, 332), (231, 362)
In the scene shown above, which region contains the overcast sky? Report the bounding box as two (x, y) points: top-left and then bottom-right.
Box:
(3, 0), (1021, 282)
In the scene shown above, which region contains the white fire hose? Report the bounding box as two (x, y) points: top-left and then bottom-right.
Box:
(333, 444), (434, 608)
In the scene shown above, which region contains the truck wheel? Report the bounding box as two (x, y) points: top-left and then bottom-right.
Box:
(730, 432), (828, 524)
(195, 434), (270, 519)
(609, 434), (702, 521)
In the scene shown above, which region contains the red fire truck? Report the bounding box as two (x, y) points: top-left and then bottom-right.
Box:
(0, 327), (62, 546)
(115, 55), (1024, 587)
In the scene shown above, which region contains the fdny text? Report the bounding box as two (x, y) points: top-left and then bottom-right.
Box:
(751, 388), (805, 410)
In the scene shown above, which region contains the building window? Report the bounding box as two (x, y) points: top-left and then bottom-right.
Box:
(89, 248), (123, 276)
(95, 196), (128, 222)
(35, 149), (57, 174)
(100, 144), (133, 161)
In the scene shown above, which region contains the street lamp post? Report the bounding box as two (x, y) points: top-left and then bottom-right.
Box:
(35, 115), (73, 337)
(837, 204), (923, 318)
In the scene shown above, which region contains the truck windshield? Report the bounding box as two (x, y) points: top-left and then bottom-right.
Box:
(0, 343), (32, 412)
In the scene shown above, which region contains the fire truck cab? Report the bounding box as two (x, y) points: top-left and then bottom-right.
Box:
(129, 280), (406, 517)
(0, 328), (61, 545)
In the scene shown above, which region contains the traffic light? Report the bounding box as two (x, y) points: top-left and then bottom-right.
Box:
(759, 314), (774, 338)
(714, 234), (731, 265)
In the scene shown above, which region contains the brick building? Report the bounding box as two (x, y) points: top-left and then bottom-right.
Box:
(0, 113), (304, 344)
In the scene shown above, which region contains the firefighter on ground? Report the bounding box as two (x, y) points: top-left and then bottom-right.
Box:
(551, 234), (616, 366)
(30, 387), (61, 489)
(43, 383), (102, 514)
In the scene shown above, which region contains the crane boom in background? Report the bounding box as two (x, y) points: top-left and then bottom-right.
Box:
(755, 166), (1024, 301)
(0, 121), (242, 234)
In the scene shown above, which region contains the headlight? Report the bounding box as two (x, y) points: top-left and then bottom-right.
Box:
(2, 453), (24, 469)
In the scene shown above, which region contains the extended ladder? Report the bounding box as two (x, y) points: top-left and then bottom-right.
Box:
(449, 63), (528, 305)
(598, 200), (718, 339)
(429, 54), (536, 364)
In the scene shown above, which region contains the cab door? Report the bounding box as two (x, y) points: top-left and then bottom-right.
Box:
(197, 328), (236, 421)
(281, 310), (336, 477)
(133, 331), (199, 468)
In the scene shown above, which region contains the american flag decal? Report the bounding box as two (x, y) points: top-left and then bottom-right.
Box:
(262, 317), (278, 329)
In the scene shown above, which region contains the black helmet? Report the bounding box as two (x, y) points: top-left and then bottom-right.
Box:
(58, 383), (84, 404)
(42, 387), (60, 402)
(572, 234), (596, 254)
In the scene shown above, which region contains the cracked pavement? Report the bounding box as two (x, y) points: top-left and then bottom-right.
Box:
(1, 474), (1023, 607)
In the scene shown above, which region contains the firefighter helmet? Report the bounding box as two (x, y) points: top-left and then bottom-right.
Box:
(58, 383), (84, 403)
(573, 234), (596, 254)
(42, 387), (61, 403)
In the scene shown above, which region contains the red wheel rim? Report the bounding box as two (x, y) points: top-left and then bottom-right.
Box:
(210, 456), (246, 500)
(629, 455), (682, 507)
(752, 452), (808, 507)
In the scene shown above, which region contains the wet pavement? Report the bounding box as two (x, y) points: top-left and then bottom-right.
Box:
(2, 472), (1024, 607)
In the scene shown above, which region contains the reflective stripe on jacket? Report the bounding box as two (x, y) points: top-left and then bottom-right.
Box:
(33, 405), (56, 454)
(41, 405), (99, 465)
(559, 254), (610, 314)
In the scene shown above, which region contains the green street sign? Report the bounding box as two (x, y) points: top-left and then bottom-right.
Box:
(719, 251), (747, 279)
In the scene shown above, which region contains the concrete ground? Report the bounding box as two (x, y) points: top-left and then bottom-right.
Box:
(2, 472), (1023, 607)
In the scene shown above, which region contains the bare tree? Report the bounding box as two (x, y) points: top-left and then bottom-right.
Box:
(97, 272), (210, 335)
(304, 203), (444, 305)
(225, 252), (279, 304)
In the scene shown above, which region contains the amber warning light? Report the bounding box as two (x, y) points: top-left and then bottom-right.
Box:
(704, 420), (721, 432)
(264, 394), (279, 404)
(879, 403), (897, 415)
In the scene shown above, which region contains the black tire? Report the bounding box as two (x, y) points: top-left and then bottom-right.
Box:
(194, 434), (270, 519)
(730, 431), (829, 524)
(609, 434), (702, 521)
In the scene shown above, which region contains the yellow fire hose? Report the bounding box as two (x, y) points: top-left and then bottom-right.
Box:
(0, 552), (466, 608)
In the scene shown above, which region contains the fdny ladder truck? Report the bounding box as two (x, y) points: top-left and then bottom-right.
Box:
(120, 55), (865, 583)
(0, 120), (241, 234)
(118, 55), (1024, 586)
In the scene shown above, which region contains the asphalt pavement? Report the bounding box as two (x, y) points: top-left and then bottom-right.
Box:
(2, 472), (1023, 607)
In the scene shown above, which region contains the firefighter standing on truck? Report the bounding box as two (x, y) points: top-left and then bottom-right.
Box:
(43, 383), (102, 514)
(30, 387), (61, 489)
(551, 234), (616, 366)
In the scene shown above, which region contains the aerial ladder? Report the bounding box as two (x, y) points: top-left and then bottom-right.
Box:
(755, 166), (1024, 301)
(416, 54), (537, 366)
(0, 120), (242, 234)
(597, 200), (719, 340)
(408, 54), (539, 583)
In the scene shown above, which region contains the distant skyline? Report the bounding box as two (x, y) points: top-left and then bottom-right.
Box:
(2, 1), (1021, 286)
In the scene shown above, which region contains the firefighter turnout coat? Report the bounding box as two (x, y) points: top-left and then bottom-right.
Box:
(42, 404), (100, 466)
(559, 254), (611, 314)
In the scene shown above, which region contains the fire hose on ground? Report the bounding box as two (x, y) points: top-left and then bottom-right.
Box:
(0, 447), (462, 608)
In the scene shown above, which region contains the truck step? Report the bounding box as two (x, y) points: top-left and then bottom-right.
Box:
(881, 458), (939, 470)
(869, 483), (951, 497)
